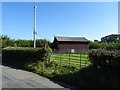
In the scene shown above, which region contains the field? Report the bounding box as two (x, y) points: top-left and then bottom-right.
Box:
(51, 53), (91, 68)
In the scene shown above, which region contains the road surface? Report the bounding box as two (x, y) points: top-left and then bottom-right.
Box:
(2, 65), (65, 88)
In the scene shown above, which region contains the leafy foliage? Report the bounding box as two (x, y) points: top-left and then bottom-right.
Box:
(26, 60), (120, 88)
(26, 61), (78, 78)
(2, 47), (52, 68)
(1, 35), (15, 47)
(1, 35), (52, 48)
(89, 49), (120, 68)
(89, 40), (120, 50)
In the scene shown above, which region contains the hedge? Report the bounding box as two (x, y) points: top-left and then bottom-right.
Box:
(89, 49), (120, 68)
(2, 47), (52, 68)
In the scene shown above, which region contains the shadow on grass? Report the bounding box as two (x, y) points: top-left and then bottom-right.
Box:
(50, 66), (120, 89)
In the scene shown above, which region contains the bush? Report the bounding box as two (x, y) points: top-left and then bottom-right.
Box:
(89, 41), (120, 50)
(26, 61), (78, 79)
(89, 49), (120, 68)
(2, 47), (52, 68)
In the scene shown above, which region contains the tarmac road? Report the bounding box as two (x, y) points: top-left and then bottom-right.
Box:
(1, 65), (65, 88)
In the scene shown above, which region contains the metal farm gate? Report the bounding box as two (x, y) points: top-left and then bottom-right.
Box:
(52, 52), (91, 69)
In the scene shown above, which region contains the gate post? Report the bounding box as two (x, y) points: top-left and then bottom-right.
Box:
(80, 53), (81, 68)
(69, 53), (70, 67)
(60, 52), (61, 67)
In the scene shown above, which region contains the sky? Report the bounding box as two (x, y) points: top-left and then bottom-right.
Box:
(2, 2), (118, 42)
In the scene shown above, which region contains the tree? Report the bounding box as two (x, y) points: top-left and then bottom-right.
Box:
(1, 35), (15, 47)
(1, 35), (52, 48)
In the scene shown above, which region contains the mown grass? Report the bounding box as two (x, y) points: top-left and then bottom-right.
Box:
(51, 53), (91, 68)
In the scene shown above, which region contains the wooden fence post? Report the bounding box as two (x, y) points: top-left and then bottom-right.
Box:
(69, 53), (70, 67)
(60, 52), (61, 67)
(85, 58), (86, 67)
(80, 53), (81, 69)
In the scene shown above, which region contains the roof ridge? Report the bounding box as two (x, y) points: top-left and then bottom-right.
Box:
(55, 36), (85, 38)
(54, 36), (89, 42)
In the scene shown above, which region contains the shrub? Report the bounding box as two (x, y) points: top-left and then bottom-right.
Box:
(89, 41), (120, 50)
(2, 47), (52, 68)
(89, 49), (120, 68)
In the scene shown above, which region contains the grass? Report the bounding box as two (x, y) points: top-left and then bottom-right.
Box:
(2, 47), (120, 88)
(3, 51), (120, 88)
(26, 61), (120, 88)
(26, 61), (79, 78)
(51, 53), (91, 68)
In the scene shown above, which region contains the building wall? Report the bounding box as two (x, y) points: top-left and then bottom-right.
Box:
(58, 42), (89, 53)
(101, 34), (120, 42)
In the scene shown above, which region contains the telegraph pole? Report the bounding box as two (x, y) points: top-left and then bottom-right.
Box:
(33, 0), (37, 48)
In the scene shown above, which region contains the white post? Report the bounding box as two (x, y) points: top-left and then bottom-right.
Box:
(33, 0), (37, 48)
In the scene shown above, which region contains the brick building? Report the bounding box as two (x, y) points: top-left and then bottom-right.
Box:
(53, 36), (89, 53)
